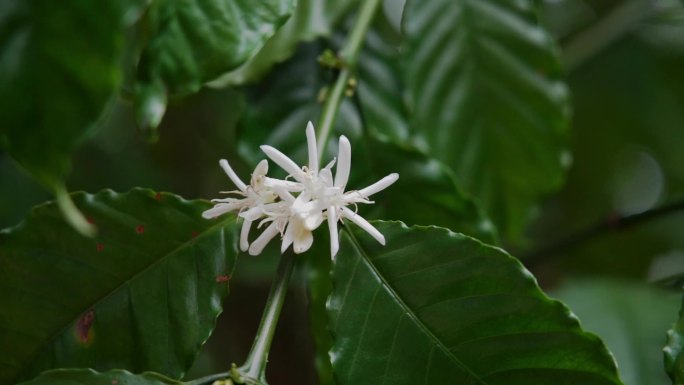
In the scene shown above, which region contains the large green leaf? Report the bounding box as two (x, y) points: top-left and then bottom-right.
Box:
(18, 369), (181, 385)
(666, 293), (684, 384)
(133, 0), (295, 129)
(0, 0), (144, 189)
(402, 0), (571, 240)
(0, 189), (238, 384)
(552, 279), (677, 385)
(328, 221), (623, 384)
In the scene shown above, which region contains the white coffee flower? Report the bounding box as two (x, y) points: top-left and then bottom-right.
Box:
(261, 122), (398, 258)
(203, 121), (398, 258)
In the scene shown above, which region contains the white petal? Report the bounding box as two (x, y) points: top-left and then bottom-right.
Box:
(358, 173), (399, 197)
(292, 221), (314, 254)
(264, 177), (304, 192)
(280, 221), (294, 253)
(260, 145), (307, 182)
(319, 167), (333, 188)
(327, 206), (339, 259)
(271, 186), (296, 204)
(248, 222), (280, 256)
(201, 204), (234, 219)
(239, 206), (263, 221)
(251, 160), (269, 186)
(334, 136), (351, 189)
(219, 159), (247, 192)
(306, 121), (319, 175)
(240, 219), (253, 252)
(302, 209), (324, 231)
(340, 207), (385, 245)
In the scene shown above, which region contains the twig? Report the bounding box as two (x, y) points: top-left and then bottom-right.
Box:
(522, 199), (684, 267)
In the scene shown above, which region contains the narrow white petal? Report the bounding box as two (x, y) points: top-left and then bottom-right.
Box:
(260, 145), (307, 182)
(306, 121), (319, 175)
(280, 221), (294, 253)
(239, 206), (263, 221)
(334, 136), (351, 189)
(219, 159), (247, 192)
(358, 173), (399, 197)
(201, 204), (234, 219)
(264, 177), (304, 191)
(271, 186), (296, 204)
(340, 207), (385, 245)
(327, 206), (339, 259)
(248, 222), (280, 256)
(240, 219), (253, 252)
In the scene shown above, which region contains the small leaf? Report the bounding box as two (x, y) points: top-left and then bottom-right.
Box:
(133, 0), (296, 129)
(402, 0), (571, 240)
(328, 221), (623, 385)
(18, 369), (182, 385)
(0, 0), (145, 189)
(0, 189), (238, 384)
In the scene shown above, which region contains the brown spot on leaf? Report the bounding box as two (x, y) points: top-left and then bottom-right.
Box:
(136, 225), (145, 234)
(76, 309), (95, 344)
(215, 275), (231, 283)
(96, 243), (105, 252)
(111, 380), (118, 385)
(191, 231), (198, 238)
(87, 217), (94, 224)
(154, 192), (162, 201)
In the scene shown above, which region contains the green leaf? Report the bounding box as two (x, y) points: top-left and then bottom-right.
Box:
(328, 221), (623, 384)
(208, 0), (360, 86)
(0, 189), (238, 384)
(666, 293), (684, 384)
(0, 0), (144, 189)
(402, 0), (571, 240)
(550, 279), (677, 385)
(18, 369), (182, 385)
(133, 0), (296, 129)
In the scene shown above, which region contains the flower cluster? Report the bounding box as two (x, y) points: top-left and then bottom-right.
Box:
(202, 122), (399, 258)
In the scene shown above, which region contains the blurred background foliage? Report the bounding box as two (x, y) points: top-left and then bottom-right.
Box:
(2, 0), (684, 384)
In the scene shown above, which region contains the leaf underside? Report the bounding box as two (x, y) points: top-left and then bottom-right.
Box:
(0, 189), (238, 385)
(328, 221), (623, 385)
(18, 369), (181, 385)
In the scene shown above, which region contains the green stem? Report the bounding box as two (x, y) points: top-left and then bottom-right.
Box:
(316, 0), (383, 160)
(186, 372), (230, 385)
(236, 251), (296, 384)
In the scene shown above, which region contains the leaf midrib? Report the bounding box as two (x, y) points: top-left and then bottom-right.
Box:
(342, 227), (488, 385)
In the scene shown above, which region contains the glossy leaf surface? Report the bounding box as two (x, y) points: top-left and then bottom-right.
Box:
(0, 0), (144, 188)
(328, 221), (623, 385)
(402, 0), (571, 239)
(0, 189), (238, 384)
(133, 0), (296, 128)
(209, 0), (359, 86)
